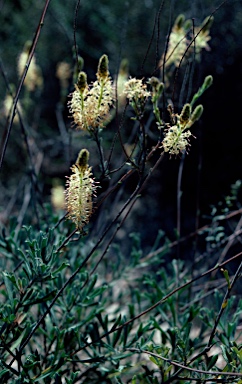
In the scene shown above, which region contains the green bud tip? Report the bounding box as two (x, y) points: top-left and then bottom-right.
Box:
(73, 56), (84, 85)
(23, 40), (32, 54)
(119, 58), (129, 75)
(201, 15), (214, 32)
(76, 149), (90, 171)
(77, 56), (84, 72)
(149, 77), (164, 96)
(204, 75), (213, 89)
(183, 19), (192, 30)
(76, 72), (87, 94)
(149, 76), (160, 88)
(175, 14), (185, 29)
(180, 103), (191, 125)
(157, 82), (164, 97)
(191, 104), (203, 122)
(98, 54), (109, 80)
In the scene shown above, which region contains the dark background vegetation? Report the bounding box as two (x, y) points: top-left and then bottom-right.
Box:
(0, 0), (242, 253)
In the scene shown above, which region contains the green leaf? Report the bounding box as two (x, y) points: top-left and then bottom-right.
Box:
(3, 272), (14, 307)
(231, 346), (242, 364)
(227, 322), (236, 338)
(207, 354), (218, 370)
(51, 262), (70, 276)
(34, 367), (54, 381)
(131, 375), (137, 384)
(164, 364), (173, 377)
(221, 268), (231, 289)
(0, 368), (9, 378)
(112, 326), (122, 348)
(10, 331), (26, 352)
(86, 274), (98, 294)
(24, 289), (57, 306)
(149, 355), (160, 367)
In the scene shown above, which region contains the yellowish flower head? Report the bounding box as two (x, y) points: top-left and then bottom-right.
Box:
(56, 61), (72, 89)
(162, 126), (192, 155)
(165, 27), (188, 67)
(193, 16), (213, 60)
(123, 78), (151, 102)
(65, 149), (97, 230)
(17, 41), (43, 92)
(161, 103), (203, 156)
(2, 92), (23, 124)
(68, 55), (114, 132)
(159, 14), (213, 70)
(114, 58), (129, 111)
(69, 77), (113, 131)
(51, 184), (65, 211)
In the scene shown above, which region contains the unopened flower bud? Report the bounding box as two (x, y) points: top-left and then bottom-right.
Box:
(204, 75), (213, 90)
(190, 104), (203, 123)
(76, 149), (89, 172)
(23, 40), (32, 54)
(175, 14), (185, 29)
(201, 16), (214, 33)
(119, 58), (129, 75)
(76, 72), (87, 94)
(76, 56), (84, 72)
(149, 76), (160, 89)
(149, 77), (164, 100)
(183, 19), (192, 30)
(97, 54), (109, 80)
(180, 103), (191, 126)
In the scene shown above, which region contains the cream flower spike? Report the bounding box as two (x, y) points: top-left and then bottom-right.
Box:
(65, 149), (97, 230)
(161, 103), (203, 156)
(68, 55), (114, 132)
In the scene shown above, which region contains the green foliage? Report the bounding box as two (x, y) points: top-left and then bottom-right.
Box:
(0, 214), (242, 382)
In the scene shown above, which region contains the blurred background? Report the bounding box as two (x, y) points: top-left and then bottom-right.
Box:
(0, 0), (242, 256)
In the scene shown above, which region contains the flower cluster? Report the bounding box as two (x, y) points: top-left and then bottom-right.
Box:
(18, 41), (43, 92)
(114, 58), (129, 111)
(69, 55), (114, 132)
(3, 91), (23, 124)
(160, 14), (213, 69)
(64, 149), (97, 230)
(56, 62), (72, 91)
(163, 15), (189, 68)
(122, 77), (151, 117)
(193, 17), (213, 61)
(162, 126), (192, 155)
(161, 103), (203, 156)
(123, 78), (150, 102)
